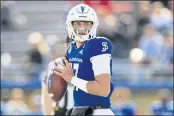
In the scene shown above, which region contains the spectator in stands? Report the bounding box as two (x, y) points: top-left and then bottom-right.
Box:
(29, 90), (43, 115)
(150, 1), (173, 31)
(0, 89), (11, 115)
(139, 24), (164, 65)
(27, 42), (43, 80)
(150, 88), (173, 115)
(4, 88), (31, 115)
(1, 101), (7, 115)
(159, 30), (173, 67)
(111, 87), (140, 115)
(1, 1), (12, 30)
(136, 1), (151, 40)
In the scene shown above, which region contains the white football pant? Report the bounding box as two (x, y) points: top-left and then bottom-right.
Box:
(93, 108), (115, 115)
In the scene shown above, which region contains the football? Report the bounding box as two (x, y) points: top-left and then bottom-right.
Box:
(45, 58), (67, 102)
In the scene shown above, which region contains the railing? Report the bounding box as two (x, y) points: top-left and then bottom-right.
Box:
(1, 61), (173, 90)
(1, 77), (173, 90)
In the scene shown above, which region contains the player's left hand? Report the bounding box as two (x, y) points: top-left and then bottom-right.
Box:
(54, 57), (74, 83)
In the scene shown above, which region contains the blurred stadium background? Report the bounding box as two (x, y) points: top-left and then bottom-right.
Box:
(1, 0), (173, 115)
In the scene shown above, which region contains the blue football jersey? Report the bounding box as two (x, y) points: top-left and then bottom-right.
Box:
(65, 37), (114, 107)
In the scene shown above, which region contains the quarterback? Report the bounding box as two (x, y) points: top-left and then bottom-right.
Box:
(54, 4), (115, 115)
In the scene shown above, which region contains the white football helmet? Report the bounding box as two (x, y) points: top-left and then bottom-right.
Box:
(66, 4), (99, 42)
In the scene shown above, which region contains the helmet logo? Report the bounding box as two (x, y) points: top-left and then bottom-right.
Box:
(76, 6), (89, 13)
(81, 6), (85, 12)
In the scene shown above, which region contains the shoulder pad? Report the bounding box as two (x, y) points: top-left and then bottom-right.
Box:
(89, 36), (111, 43)
(66, 41), (75, 55)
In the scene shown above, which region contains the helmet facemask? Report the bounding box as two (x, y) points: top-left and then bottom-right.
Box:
(67, 20), (98, 42)
(72, 21), (93, 42)
(74, 21), (92, 35)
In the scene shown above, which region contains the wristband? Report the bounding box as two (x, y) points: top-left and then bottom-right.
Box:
(71, 76), (88, 93)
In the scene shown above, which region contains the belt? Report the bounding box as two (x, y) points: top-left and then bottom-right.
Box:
(74, 106), (109, 109)
(92, 106), (109, 109)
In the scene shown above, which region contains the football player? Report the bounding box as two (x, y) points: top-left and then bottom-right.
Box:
(41, 37), (73, 115)
(54, 4), (115, 115)
(41, 80), (54, 115)
(41, 69), (73, 116)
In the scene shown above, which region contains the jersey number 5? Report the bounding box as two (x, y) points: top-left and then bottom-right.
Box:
(71, 63), (79, 91)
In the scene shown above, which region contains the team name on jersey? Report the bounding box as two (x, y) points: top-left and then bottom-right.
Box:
(69, 58), (83, 63)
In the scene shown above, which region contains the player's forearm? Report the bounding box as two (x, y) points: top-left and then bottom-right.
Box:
(87, 80), (110, 97)
(71, 74), (110, 97)
(41, 82), (54, 115)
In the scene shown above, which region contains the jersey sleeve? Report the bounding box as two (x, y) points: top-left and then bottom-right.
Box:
(87, 37), (112, 76)
(87, 37), (112, 58)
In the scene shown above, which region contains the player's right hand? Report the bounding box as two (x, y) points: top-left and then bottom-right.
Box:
(54, 57), (74, 83)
